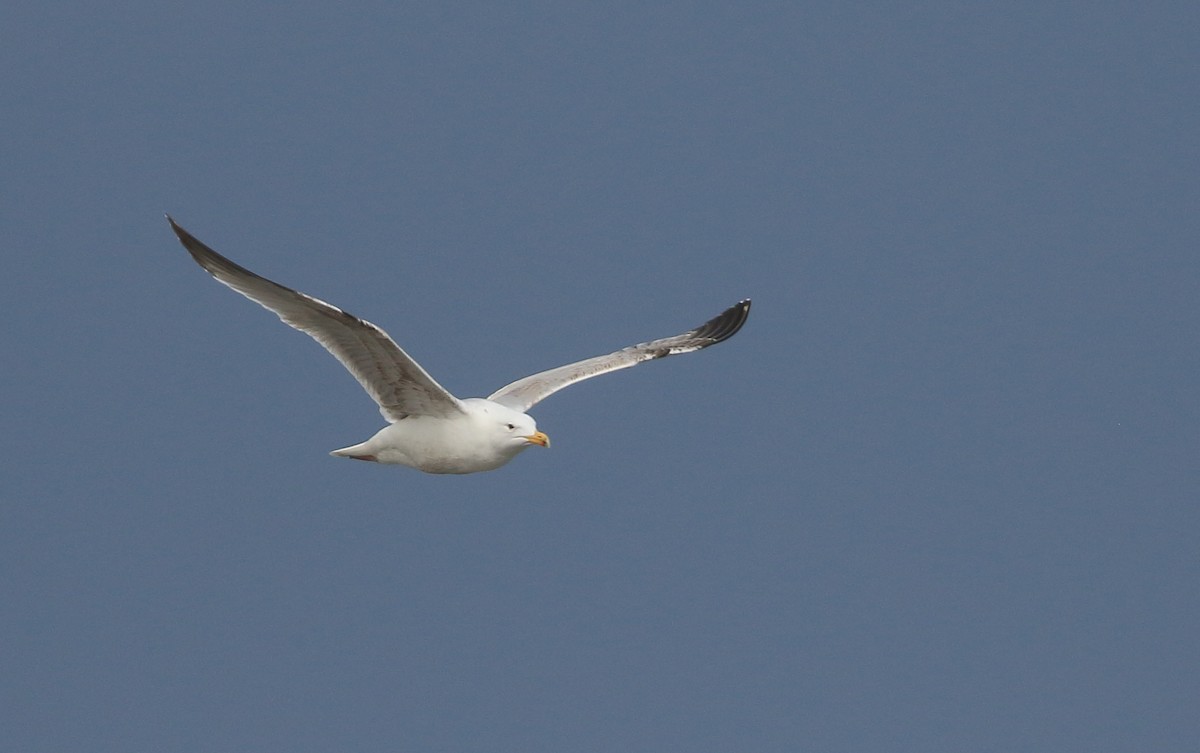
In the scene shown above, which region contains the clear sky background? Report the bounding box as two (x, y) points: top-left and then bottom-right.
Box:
(3, 3), (1198, 751)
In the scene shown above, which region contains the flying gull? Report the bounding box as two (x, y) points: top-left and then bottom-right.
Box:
(167, 216), (750, 474)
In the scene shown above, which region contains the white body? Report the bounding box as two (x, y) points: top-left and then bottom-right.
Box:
(331, 398), (543, 474)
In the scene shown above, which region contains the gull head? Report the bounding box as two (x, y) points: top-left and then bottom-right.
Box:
(463, 398), (550, 455)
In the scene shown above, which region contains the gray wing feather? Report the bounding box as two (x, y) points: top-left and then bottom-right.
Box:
(487, 299), (750, 412)
(167, 216), (465, 422)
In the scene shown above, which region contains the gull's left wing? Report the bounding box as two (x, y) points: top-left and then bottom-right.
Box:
(167, 216), (466, 422)
(487, 299), (750, 412)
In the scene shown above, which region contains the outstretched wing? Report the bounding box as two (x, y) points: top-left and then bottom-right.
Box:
(487, 299), (750, 412)
(167, 216), (465, 422)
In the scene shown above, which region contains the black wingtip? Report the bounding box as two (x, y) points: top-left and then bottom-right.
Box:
(693, 299), (751, 344)
(165, 214), (194, 247)
(164, 216), (265, 285)
(165, 215), (208, 260)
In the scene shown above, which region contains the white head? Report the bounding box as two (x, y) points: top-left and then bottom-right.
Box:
(463, 398), (550, 456)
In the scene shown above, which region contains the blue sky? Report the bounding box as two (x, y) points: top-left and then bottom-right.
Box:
(3, 2), (1198, 751)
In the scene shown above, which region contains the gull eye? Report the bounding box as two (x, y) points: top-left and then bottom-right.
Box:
(506, 423), (515, 430)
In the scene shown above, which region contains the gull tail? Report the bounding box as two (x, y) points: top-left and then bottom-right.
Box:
(330, 442), (378, 462)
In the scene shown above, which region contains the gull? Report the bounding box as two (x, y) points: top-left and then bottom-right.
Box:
(167, 216), (750, 474)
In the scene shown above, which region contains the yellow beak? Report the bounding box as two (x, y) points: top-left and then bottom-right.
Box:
(525, 431), (550, 448)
